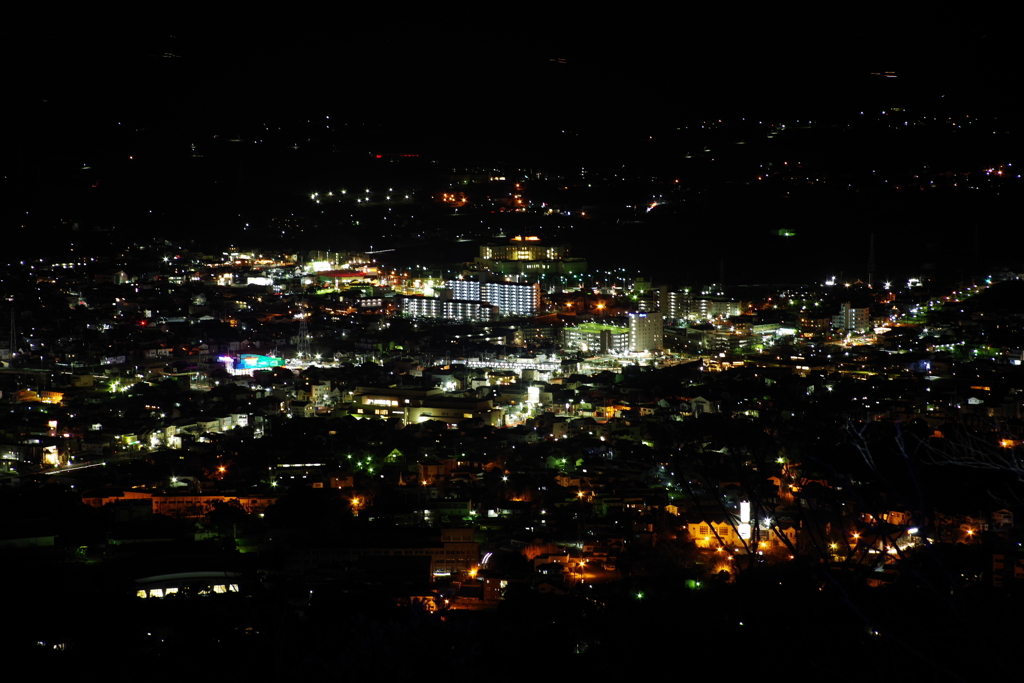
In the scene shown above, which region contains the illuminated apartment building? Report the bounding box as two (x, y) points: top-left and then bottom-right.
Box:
(628, 311), (663, 352)
(659, 287), (742, 322)
(445, 279), (540, 318)
(398, 295), (497, 322)
(832, 301), (871, 334)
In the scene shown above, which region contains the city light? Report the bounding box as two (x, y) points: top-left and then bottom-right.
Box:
(8, 60), (1018, 672)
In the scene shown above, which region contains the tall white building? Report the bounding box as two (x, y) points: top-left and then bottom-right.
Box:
(628, 311), (663, 353)
(445, 279), (540, 318)
(659, 287), (742, 322)
(446, 279), (481, 302)
(832, 302), (870, 334)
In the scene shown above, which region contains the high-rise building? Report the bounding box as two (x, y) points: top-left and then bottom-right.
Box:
(628, 311), (663, 353)
(659, 287), (742, 322)
(445, 279), (540, 318)
(832, 302), (870, 334)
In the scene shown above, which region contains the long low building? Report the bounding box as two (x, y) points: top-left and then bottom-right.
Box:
(81, 489), (280, 518)
(352, 386), (505, 426)
(398, 295), (497, 322)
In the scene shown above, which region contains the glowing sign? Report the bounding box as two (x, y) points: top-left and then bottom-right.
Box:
(239, 354), (284, 368)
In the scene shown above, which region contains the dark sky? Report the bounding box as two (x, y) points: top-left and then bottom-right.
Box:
(10, 12), (1015, 133)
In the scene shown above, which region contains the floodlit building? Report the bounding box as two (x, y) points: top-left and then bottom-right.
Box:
(351, 386), (504, 427)
(479, 236), (569, 261)
(475, 236), (587, 276)
(562, 323), (630, 354)
(832, 301), (870, 334)
(628, 311), (663, 352)
(398, 295), (497, 322)
(444, 279), (541, 318)
(659, 287), (742, 322)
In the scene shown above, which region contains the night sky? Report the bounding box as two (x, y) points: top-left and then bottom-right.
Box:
(6, 13), (1019, 277)
(12, 14), (1014, 121)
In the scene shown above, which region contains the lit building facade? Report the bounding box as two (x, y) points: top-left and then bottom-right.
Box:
(475, 236), (586, 277)
(628, 311), (663, 352)
(398, 295), (497, 322)
(562, 323), (630, 354)
(352, 386), (502, 426)
(479, 236), (569, 261)
(832, 301), (870, 334)
(659, 287), (743, 322)
(444, 279), (540, 318)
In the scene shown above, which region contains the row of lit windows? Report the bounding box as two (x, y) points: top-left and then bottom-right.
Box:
(364, 398), (399, 406)
(137, 584), (239, 598)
